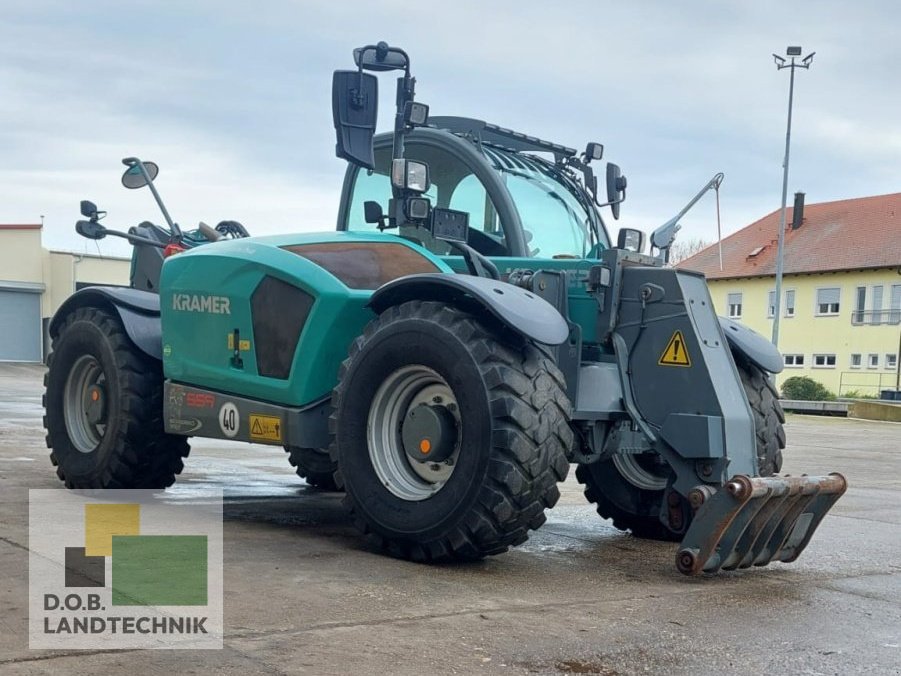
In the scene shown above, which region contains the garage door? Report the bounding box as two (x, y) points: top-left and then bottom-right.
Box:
(0, 289), (42, 362)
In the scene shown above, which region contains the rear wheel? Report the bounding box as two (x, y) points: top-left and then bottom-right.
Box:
(43, 306), (189, 489)
(285, 446), (339, 490)
(331, 301), (571, 561)
(577, 358), (785, 541)
(737, 359), (785, 476)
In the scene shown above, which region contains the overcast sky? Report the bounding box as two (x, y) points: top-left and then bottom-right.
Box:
(2, 0), (898, 257)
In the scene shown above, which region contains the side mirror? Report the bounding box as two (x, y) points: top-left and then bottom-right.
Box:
(76, 220), (107, 240)
(80, 200), (99, 219)
(121, 161), (160, 189)
(332, 70), (378, 169)
(364, 200), (384, 224)
(616, 228), (645, 254)
(606, 163), (627, 220)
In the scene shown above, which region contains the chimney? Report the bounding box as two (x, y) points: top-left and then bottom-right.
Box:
(791, 192), (805, 230)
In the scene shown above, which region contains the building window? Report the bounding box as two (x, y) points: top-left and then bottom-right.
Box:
(784, 354), (804, 367)
(890, 284), (901, 324)
(768, 289), (795, 318)
(816, 288), (841, 316)
(785, 289), (795, 317)
(850, 353), (862, 369)
(727, 292), (742, 319)
(887, 354), (898, 370)
(868, 353), (879, 369)
(813, 354), (836, 368)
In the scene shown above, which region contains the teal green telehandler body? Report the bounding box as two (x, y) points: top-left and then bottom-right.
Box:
(44, 42), (845, 575)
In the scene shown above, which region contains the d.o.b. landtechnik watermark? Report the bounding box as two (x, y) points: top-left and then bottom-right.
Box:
(29, 489), (223, 649)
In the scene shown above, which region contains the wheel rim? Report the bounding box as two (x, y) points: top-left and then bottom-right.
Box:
(63, 355), (107, 454)
(367, 365), (461, 501)
(612, 453), (668, 491)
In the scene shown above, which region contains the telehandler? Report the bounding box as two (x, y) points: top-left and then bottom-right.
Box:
(44, 42), (845, 574)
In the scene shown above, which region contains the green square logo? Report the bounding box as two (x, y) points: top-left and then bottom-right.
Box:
(111, 535), (208, 606)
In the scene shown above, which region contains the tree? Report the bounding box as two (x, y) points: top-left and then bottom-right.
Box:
(668, 237), (711, 264)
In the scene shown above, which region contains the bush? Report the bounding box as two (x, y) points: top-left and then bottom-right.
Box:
(781, 376), (836, 401)
(841, 389), (877, 400)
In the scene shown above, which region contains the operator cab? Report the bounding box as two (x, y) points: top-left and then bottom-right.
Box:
(339, 121), (612, 260)
(332, 43), (628, 264)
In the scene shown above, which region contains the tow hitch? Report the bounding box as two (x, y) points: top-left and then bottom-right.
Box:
(676, 474), (848, 575)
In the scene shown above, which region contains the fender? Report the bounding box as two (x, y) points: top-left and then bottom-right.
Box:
(49, 287), (162, 360)
(719, 316), (784, 374)
(369, 273), (569, 346)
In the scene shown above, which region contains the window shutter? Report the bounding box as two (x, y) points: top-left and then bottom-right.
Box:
(817, 288), (840, 304)
(727, 293), (742, 305)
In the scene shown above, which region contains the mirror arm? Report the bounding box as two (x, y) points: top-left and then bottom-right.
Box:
(595, 188), (626, 210)
(107, 228), (167, 249)
(122, 157), (181, 239)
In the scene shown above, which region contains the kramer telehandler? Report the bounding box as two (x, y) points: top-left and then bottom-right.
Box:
(44, 42), (846, 574)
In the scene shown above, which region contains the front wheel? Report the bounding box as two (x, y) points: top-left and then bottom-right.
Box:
(331, 301), (572, 562)
(577, 359), (786, 541)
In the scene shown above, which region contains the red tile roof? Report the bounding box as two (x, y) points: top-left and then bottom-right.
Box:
(0, 223), (42, 230)
(677, 192), (901, 279)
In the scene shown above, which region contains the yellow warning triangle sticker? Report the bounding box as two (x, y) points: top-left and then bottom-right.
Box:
(251, 418), (264, 435)
(659, 330), (691, 367)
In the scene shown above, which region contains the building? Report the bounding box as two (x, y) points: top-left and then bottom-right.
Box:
(0, 224), (130, 362)
(678, 192), (901, 396)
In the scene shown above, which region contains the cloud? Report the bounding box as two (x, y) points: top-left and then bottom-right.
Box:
(1, 0), (898, 256)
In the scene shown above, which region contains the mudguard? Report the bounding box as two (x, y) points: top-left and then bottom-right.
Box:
(719, 317), (783, 374)
(369, 273), (570, 346)
(49, 287), (162, 360)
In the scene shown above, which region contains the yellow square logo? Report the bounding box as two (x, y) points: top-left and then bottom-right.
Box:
(84, 504), (140, 557)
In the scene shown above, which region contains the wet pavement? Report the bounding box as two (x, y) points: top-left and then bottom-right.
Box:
(1, 363), (899, 674)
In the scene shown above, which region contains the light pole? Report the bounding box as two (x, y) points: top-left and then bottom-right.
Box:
(771, 46), (814, 347)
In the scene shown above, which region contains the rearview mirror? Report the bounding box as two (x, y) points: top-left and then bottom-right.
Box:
(76, 219), (106, 240)
(606, 163), (627, 220)
(121, 161), (160, 189)
(332, 70), (378, 169)
(80, 200), (99, 218)
(353, 42), (409, 72)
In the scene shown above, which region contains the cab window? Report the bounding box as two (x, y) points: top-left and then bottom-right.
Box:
(346, 145), (506, 257)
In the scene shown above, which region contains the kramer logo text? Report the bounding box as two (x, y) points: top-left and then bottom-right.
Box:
(172, 294), (231, 315)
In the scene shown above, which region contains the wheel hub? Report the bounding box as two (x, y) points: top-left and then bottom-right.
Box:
(63, 354), (107, 454)
(367, 366), (462, 501)
(83, 384), (107, 425)
(401, 403), (458, 464)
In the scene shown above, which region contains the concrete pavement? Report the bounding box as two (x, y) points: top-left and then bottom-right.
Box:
(1, 364), (899, 675)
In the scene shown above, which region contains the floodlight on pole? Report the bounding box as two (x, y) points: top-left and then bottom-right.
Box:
(771, 45), (814, 348)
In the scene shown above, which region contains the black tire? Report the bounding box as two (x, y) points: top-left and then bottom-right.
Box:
(576, 359), (786, 541)
(43, 306), (189, 489)
(285, 446), (340, 490)
(575, 458), (681, 541)
(331, 301), (572, 562)
(736, 359), (785, 476)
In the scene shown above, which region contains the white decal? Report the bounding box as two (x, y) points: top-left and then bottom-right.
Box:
(172, 294), (231, 315)
(218, 402), (239, 438)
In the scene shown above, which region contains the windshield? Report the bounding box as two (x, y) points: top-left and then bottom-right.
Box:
(484, 147), (603, 258)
